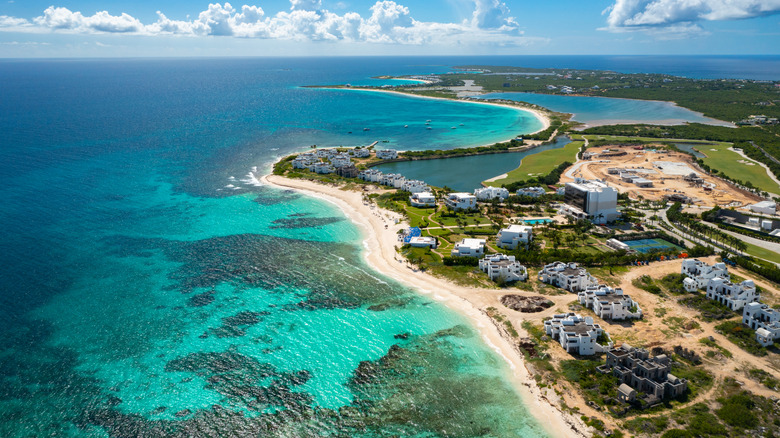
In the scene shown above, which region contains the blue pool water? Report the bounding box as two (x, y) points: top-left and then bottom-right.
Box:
(525, 219), (553, 225)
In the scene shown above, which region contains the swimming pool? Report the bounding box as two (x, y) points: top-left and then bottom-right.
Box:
(622, 238), (683, 254)
(524, 219), (553, 225)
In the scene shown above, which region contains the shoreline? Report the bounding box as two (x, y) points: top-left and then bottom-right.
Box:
(262, 173), (589, 438)
(315, 86), (553, 140)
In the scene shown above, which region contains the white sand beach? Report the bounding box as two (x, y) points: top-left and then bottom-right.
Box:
(263, 173), (589, 438)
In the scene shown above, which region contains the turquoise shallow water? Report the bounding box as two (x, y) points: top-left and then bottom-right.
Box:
(0, 58), (549, 437)
(480, 92), (732, 127)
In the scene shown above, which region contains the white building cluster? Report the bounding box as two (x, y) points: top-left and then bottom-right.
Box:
(409, 192), (436, 207)
(578, 286), (642, 320)
(478, 254), (528, 283)
(376, 149), (398, 159)
(357, 169), (430, 194)
(516, 186), (547, 197)
(544, 313), (612, 356)
(680, 259), (759, 311)
(742, 303), (780, 347)
(538, 262), (598, 292)
(496, 224), (533, 250)
(292, 149), (353, 174)
(474, 186), (509, 201)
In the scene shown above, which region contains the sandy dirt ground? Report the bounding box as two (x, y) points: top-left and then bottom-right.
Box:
(560, 145), (760, 208)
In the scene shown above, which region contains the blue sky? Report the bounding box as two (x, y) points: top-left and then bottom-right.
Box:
(1, 0), (778, 57)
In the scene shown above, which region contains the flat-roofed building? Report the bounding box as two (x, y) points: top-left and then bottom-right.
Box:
(445, 193), (477, 210)
(598, 345), (688, 401)
(578, 286), (642, 320)
(706, 277), (759, 311)
(562, 179), (619, 224)
(681, 259), (729, 289)
(539, 261), (598, 292)
(544, 313), (611, 356)
(451, 238), (486, 257)
(376, 149), (398, 159)
(474, 186), (509, 201)
(478, 253), (528, 282)
(409, 192), (436, 207)
(409, 236), (438, 249)
(496, 224), (533, 250)
(743, 302), (780, 346)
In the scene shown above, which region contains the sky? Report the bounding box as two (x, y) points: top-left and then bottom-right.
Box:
(0, 0), (778, 57)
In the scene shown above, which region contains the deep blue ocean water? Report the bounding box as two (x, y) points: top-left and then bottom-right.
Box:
(1, 55), (777, 437)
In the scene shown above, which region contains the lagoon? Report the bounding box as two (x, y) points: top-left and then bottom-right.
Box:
(479, 92), (732, 128)
(375, 136), (572, 192)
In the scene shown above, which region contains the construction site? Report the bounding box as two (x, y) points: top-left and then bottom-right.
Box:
(563, 145), (761, 207)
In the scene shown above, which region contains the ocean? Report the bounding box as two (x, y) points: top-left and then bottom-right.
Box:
(1, 55), (776, 437)
(0, 57), (549, 437)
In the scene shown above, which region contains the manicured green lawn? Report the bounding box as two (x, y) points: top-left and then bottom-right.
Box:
(743, 241), (780, 264)
(484, 140), (582, 187)
(696, 143), (780, 193)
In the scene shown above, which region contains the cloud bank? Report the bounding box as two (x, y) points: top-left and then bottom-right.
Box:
(0, 1), (539, 46)
(603, 0), (780, 35)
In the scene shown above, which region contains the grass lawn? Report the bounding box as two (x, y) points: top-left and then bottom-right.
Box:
(743, 241), (780, 264)
(484, 140), (581, 187)
(696, 143), (780, 193)
(433, 212), (493, 227)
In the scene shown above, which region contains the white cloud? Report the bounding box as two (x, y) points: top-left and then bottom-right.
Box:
(472, 0), (516, 29)
(0, 0), (539, 47)
(603, 0), (780, 33)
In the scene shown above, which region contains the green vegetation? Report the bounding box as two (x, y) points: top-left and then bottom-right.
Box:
(484, 140), (581, 187)
(678, 294), (737, 322)
(747, 368), (779, 390)
(399, 138), (524, 159)
(698, 337), (733, 359)
(693, 141), (780, 194)
(715, 320), (768, 356)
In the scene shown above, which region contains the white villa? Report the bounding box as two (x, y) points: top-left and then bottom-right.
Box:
(329, 153), (352, 168)
(578, 286), (642, 320)
(478, 254), (528, 283)
(409, 236), (437, 249)
(749, 200), (777, 216)
(705, 277), (759, 311)
(451, 238), (486, 257)
(358, 169), (383, 183)
(445, 193), (477, 210)
(315, 148), (336, 158)
(539, 261), (598, 292)
(376, 149), (398, 159)
(474, 186), (509, 201)
(742, 302), (780, 347)
(681, 259), (729, 291)
(561, 179), (619, 224)
(349, 148), (371, 158)
(402, 180), (429, 193)
(516, 186), (547, 197)
(292, 153), (318, 169)
(410, 192), (436, 208)
(313, 162), (335, 174)
(380, 173), (405, 188)
(496, 224), (533, 250)
(544, 313), (611, 356)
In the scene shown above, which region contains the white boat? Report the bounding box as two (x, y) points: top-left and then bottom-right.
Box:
(426, 127), (432, 130)
(404, 125), (408, 128)
(451, 126), (457, 129)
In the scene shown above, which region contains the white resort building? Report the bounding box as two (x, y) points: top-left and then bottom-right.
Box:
(742, 302), (780, 347)
(516, 186), (547, 197)
(349, 148), (371, 158)
(544, 313), (611, 356)
(376, 149), (398, 160)
(561, 179), (619, 224)
(358, 169), (383, 183)
(538, 261), (598, 292)
(313, 162), (336, 174)
(474, 186), (509, 201)
(496, 224), (533, 250)
(681, 259), (729, 291)
(409, 192), (436, 208)
(478, 254), (528, 283)
(402, 180), (429, 193)
(451, 238), (486, 257)
(445, 193), (477, 210)
(578, 286), (642, 320)
(292, 153), (318, 169)
(705, 277), (759, 311)
(408, 236), (438, 249)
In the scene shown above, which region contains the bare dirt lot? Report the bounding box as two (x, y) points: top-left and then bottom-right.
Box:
(561, 145), (760, 207)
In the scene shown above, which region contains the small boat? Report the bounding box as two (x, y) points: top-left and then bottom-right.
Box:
(425, 122), (430, 125)
(451, 126), (457, 129)
(459, 123), (464, 126)
(347, 131), (352, 134)
(426, 119), (431, 122)
(363, 128), (370, 131)
(404, 125), (408, 128)
(426, 127), (432, 130)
